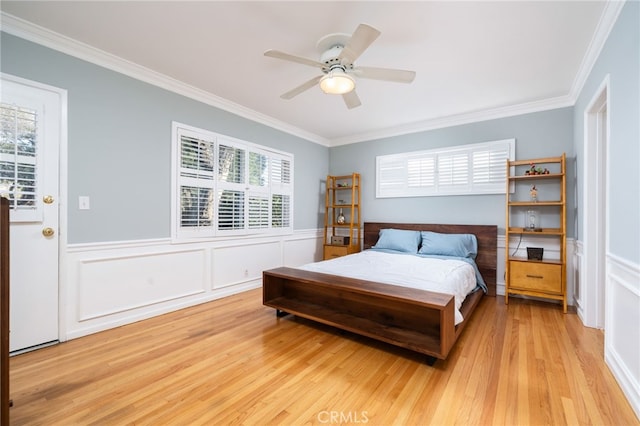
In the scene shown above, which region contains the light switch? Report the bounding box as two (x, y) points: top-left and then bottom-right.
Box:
(79, 196), (90, 210)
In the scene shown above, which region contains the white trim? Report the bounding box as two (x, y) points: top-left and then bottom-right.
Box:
(332, 96), (573, 147)
(0, 3), (625, 147)
(604, 253), (640, 420)
(581, 74), (610, 329)
(568, 1), (627, 102)
(0, 12), (328, 147)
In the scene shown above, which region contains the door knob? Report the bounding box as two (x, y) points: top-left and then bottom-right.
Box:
(43, 195), (54, 204)
(42, 227), (55, 237)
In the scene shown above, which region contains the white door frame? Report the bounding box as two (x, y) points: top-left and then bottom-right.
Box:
(2, 72), (68, 344)
(580, 75), (609, 329)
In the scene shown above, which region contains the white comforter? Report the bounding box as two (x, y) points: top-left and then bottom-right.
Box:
(297, 250), (477, 325)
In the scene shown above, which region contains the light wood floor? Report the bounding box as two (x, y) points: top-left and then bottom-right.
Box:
(8, 289), (638, 425)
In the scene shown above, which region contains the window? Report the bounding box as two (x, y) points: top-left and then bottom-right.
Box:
(0, 103), (41, 221)
(172, 122), (293, 240)
(376, 139), (514, 198)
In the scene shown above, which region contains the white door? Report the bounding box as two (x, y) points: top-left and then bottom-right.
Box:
(1, 75), (61, 352)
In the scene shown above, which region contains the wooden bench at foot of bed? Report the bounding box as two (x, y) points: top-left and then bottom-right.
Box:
(262, 267), (484, 360)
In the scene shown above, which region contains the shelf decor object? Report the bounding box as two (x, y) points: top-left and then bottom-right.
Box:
(505, 154), (567, 312)
(323, 173), (361, 260)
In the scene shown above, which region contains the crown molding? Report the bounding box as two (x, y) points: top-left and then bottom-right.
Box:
(331, 1), (625, 147)
(0, 12), (329, 147)
(568, 0), (626, 101)
(329, 94), (574, 147)
(1, 1), (625, 149)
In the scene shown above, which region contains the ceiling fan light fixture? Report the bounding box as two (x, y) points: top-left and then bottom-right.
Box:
(319, 70), (355, 95)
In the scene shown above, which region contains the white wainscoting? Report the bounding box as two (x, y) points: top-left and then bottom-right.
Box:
(604, 253), (640, 419)
(63, 229), (323, 341)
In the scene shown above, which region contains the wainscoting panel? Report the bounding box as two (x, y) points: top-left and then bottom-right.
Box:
(283, 230), (323, 266)
(573, 241), (583, 316)
(212, 241), (281, 289)
(64, 230), (323, 341)
(77, 248), (207, 321)
(605, 254), (640, 419)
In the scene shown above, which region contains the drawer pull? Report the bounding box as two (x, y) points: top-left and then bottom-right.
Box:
(526, 274), (544, 279)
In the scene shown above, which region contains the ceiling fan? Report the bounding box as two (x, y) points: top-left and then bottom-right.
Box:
(264, 23), (416, 109)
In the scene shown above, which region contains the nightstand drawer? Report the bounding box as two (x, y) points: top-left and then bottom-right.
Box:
(324, 245), (349, 259)
(323, 244), (359, 260)
(509, 261), (562, 294)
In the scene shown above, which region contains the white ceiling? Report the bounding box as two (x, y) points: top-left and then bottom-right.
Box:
(1, 1), (611, 146)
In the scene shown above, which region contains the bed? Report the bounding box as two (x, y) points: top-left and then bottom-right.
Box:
(262, 222), (497, 362)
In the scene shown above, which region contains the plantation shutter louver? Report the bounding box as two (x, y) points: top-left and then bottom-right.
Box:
(218, 143), (246, 232)
(178, 133), (215, 234)
(271, 157), (292, 228)
(472, 145), (511, 192)
(248, 150), (270, 230)
(0, 103), (40, 221)
(438, 151), (469, 192)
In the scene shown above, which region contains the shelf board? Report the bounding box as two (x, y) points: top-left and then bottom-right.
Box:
(508, 201), (563, 206)
(508, 227), (564, 235)
(508, 156), (564, 166)
(508, 173), (564, 181)
(330, 186), (359, 190)
(508, 256), (563, 265)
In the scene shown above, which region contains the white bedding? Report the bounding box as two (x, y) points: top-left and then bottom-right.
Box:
(297, 250), (477, 325)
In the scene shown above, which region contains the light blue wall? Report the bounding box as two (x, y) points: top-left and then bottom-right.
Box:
(330, 108), (575, 236)
(3, 0), (636, 252)
(0, 33), (329, 243)
(573, 1), (639, 263)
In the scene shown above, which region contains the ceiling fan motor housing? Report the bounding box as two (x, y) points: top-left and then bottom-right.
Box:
(320, 45), (352, 73)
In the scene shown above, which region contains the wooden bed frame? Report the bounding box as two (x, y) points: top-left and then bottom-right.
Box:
(263, 222), (497, 362)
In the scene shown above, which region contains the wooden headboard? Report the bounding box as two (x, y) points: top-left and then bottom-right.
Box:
(363, 222), (497, 296)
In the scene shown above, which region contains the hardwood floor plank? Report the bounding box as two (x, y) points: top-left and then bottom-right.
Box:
(8, 289), (638, 425)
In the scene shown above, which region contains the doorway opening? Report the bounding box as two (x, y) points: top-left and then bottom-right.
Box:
(582, 76), (609, 329)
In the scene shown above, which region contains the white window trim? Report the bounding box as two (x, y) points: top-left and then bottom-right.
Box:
(171, 122), (293, 242)
(376, 138), (515, 198)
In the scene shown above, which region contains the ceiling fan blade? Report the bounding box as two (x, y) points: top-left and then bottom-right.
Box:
(264, 49), (325, 69)
(280, 75), (323, 100)
(339, 24), (381, 64)
(354, 66), (416, 83)
(342, 90), (362, 109)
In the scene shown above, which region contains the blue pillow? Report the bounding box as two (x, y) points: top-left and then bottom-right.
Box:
(372, 229), (421, 253)
(418, 231), (478, 259)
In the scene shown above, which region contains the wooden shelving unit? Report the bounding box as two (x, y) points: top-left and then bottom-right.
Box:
(505, 154), (567, 312)
(323, 173), (361, 260)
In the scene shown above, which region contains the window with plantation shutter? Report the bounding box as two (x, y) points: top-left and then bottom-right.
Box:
(0, 103), (41, 222)
(376, 139), (514, 198)
(172, 122), (293, 240)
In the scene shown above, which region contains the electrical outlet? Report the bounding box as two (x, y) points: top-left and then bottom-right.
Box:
(79, 196), (90, 210)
